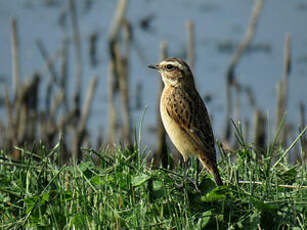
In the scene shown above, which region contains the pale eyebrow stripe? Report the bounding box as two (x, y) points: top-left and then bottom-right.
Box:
(160, 61), (184, 70)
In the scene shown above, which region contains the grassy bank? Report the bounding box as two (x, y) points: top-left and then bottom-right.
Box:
(0, 134), (306, 229)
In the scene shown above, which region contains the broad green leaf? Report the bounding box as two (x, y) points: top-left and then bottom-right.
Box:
(132, 174), (151, 186)
(200, 210), (212, 227)
(201, 186), (229, 202)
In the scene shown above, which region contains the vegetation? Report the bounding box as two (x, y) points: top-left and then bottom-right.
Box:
(1, 1), (306, 229)
(1, 126), (306, 230)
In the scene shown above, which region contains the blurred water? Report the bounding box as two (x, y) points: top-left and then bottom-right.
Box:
(0, 0), (306, 147)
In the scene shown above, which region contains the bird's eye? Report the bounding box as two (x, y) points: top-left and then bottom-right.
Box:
(166, 64), (174, 70)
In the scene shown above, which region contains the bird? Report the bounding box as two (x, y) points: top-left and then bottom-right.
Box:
(148, 57), (223, 186)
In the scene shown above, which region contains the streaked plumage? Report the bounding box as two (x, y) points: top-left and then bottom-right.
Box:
(148, 57), (223, 186)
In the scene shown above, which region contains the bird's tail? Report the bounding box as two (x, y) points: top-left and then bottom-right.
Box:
(199, 156), (223, 186)
(212, 167), (223, 186)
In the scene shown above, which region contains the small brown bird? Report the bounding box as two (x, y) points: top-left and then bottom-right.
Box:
(148, 57), (223, 186)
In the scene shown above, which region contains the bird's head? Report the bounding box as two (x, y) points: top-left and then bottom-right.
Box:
(148, 57), (195, 88)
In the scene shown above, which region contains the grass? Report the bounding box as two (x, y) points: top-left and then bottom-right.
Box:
(0, 128), (306, 229)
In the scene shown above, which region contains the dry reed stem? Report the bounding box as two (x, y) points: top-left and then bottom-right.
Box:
(299, 103), (305, 131)
(253, 109), (266, 152)
(37, 48), (62, 77)
(60, 38), (69, 111)
(186, 20), (195, 71)
(227, 0), (264, 74)
(107, 61), (117, 145)
(236, 180), (307, 189)
(245, 86), (256, 108)
(113, 43), (127, 141)
(275, 80), (285, 142)
(2, 85), (16, 152)
(135, 82), (142, 110)
(11, 18), (20, 100)
(89, 32), (98, 67)
(50, 90), (65, 121)
(107, 0), (128, 145)
(17, 105), (27, 144)
(72, 76), (98, 162)
(153, 41), (168, 169)
(118, 19), (132, 146)
(233, 80), (241, 124)
(36, 40), (58, 112)
(2, 85), (14, 133)
(223, 0), (264, 141)
(109, 0), (127, 42)
(17, 75), (40, 143)
(69, 0), (82, 112)
(0, 121), (4, 146)
(232, 80), (242, 148)
(282, 34), (291, 107)
(96, 128), (103, 150)
(299, 102), (307, 160)
(4, 74), (40, 160)
(276, 35), (291, 145)
(79, 77), (98, 133)
(36, 39), (58, 83)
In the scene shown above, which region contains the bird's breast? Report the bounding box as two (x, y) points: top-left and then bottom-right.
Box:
(160, 89), (198, 161)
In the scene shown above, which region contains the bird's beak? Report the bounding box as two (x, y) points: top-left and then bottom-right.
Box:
(148, 64), (159, 70)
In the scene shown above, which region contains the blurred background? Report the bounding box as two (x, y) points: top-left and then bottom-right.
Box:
(0, 0), (306, 163)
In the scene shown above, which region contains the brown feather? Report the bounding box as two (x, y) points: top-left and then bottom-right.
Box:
(150, 57), (223, 186)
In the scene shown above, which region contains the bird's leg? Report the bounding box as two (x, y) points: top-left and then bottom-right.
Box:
(175, 159), (189, 189)
(183, 160), (188, 184)
(194, 159), (200, 192)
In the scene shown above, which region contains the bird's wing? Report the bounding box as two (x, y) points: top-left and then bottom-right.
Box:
(166, 87), (217, 163)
